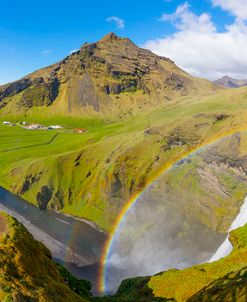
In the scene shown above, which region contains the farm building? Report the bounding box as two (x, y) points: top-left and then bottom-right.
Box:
(25, 124), (44, 130)
(48, 125), (62, 130)
(74, 128), (88, 134)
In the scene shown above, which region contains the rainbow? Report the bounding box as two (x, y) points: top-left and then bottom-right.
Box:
(98, 126), (247, 294)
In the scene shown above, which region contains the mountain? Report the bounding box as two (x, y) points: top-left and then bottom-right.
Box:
(214, 76), (247, 88)
(0, 33), (215, 118)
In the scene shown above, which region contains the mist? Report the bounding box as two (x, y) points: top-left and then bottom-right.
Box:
(104, 154), (225, 294)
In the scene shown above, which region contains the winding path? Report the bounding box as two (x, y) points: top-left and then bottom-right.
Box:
(0, 132), (60, 153)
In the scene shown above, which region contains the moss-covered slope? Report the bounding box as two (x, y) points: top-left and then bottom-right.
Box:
(188, 266), (247, 302)
(0, 212), (88, 302)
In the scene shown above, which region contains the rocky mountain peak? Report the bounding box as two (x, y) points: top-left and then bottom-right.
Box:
(0, 34), (215, 115)
(99, 32), (121, 42)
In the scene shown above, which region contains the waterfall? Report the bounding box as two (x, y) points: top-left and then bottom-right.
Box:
(210, 196), (247, 262)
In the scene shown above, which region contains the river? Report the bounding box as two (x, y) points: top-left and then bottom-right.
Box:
(0, 187), (107, 294)
(1, 186), (246, 295)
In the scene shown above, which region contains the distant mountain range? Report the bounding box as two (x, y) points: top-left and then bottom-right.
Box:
(214, 76), (247, 88)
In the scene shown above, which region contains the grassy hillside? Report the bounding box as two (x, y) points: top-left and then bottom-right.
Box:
(148, 223), (247, 302)
(0, 212), (88, 302)
(188, 266), (247, 302)
(0, 88), (247, 231)
(1, 87), (247, 232)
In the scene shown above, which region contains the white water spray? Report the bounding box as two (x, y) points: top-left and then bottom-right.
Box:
(210, 196), (247, 262)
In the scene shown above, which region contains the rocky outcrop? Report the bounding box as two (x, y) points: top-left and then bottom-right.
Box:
(0, 78), (32, 100)
(21, 77), (59, 107)
(37, 185), (54, 209)
(19, 175), (40, 195)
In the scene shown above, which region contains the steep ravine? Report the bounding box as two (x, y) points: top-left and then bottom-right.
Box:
(0, 211), (246, 302)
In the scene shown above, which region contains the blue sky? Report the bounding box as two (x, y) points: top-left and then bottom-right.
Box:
(0, 0), (246, 84)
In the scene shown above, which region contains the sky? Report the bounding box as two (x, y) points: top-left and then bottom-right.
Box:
(1, 0), (247, 84)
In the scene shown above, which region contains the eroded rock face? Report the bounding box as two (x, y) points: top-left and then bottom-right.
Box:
(19, 175), (40, 195)
(165, 73), (191, 92)
(21, 77), (59, 107)
(0, 78), (32, 100)
(51, 191), (64, 210)
(67, 73), (100, 111)
(37, 186), (54, 209)
(201, 132), (247, 171)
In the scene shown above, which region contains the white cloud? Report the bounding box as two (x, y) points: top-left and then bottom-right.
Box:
(144, 2), (247, 80)
(212, 0), (247, 20)
(159, 2), (215, 32)
(106, 16), (125, 29)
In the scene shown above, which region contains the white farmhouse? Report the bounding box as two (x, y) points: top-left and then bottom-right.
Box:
(48, 125), (62, 130)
